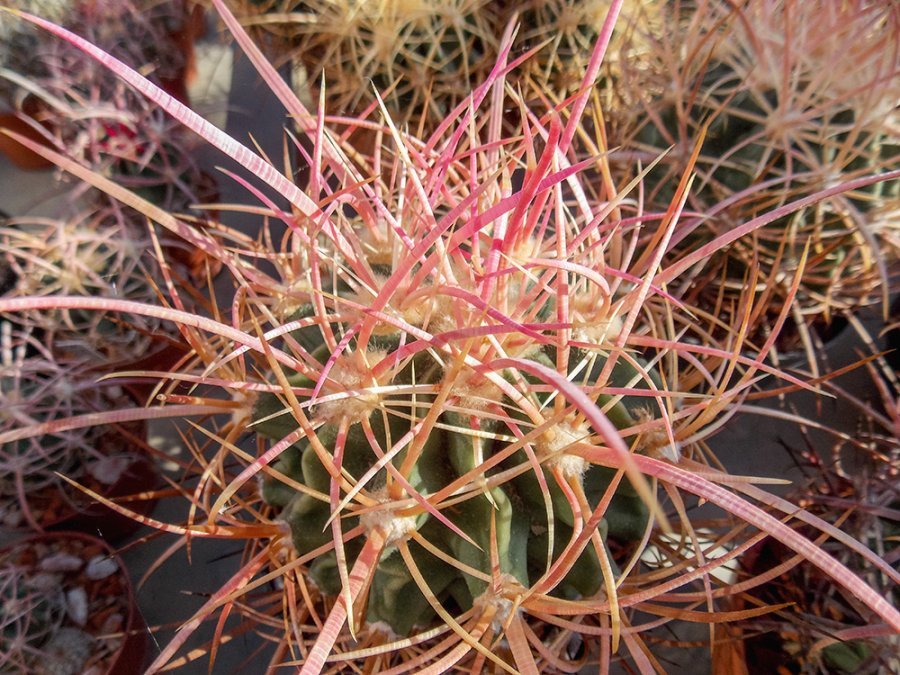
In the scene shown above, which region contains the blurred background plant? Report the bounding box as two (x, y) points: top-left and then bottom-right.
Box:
(0, 532), (143, 675)
(1, 0), (217, 361)
(0, 0), (199, 104)
(0, 208), (178, 362)
(1, 0), (215, 261)
(232, 0), (659, 141)
(0, 0), (205, 168)
(0, 542), (71, 673)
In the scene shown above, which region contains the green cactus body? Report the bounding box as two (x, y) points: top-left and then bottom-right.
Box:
(253, 298), (658, 635)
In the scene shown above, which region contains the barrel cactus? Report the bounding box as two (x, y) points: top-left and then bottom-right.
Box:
(235, 0), (657, 134)
(236, 0), (503, 130)
(619, 0), (899, 352)
(252, 302), (663, 635)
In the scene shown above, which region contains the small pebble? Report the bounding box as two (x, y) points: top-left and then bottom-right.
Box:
(66, 587), (89, 626)
(27, 572), (61, 592)
(40, 552), (83, 573)
(85, 555), (118, 580)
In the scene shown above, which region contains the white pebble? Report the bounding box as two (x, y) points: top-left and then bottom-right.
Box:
(66, 587), (89, 626)
(39, 552), (83, 573)
(85, 554), (118, 580)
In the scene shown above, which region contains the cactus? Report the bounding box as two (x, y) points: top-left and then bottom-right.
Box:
(253, 317), (664, 633)
(628, 2), (899, 208)
(499, 0), (615, 97)
(738, 339), (900, 673)
(236, 0), (657, 133)
(618, 0), (899, 351)
(1, 1), (193, 102)
(239, 0), (504, 130)
(0, 554), (70, 673)
(0, 209), (171, 362)
(0, 323), (137, 530)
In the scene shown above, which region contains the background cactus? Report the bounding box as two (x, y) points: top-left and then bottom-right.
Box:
(0, 322), (144, 530)
(237, 0), (503, 131)
(1, 0), (195, 104)
(0, 549), (71, 673)
(0, 208), (173, 362)
(739, 337), (900, 674)
(616, 0), (899, 356)
(235, 0), (658, 137)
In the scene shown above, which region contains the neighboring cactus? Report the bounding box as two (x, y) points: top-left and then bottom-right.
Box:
(236, 0), (657, 133)
(1, 0), (211, 214)
(740, 342), (900, 674)
(0, 323), (140, 530)
(0, 554), (70, 673)
(0, 210), (167, 362)
(627, 2), (899, 208)
(617, 0), (899, 352)
(1, 0), (194, 104)
(0, 1), (73, 90)
(239, 0), (503, 129)
(515, 0), (659, 99)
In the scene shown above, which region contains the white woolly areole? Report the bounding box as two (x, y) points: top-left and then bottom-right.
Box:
(273, 277), (313, 317)
(472, 574), (522, 632)
(573, 314), (623, 346)
(540, 422), (590, 479)
(315, 351), (385, 425)
(230, 389), (258, 428)
(635, 409), (682, 463)
(364, 620), (398, 641)
(450, 370), (503, 413)
(359, 503), (418, 547)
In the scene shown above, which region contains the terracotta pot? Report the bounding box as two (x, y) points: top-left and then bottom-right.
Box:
(0, 97), (54, 170)
(0, 532), (148, 674)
